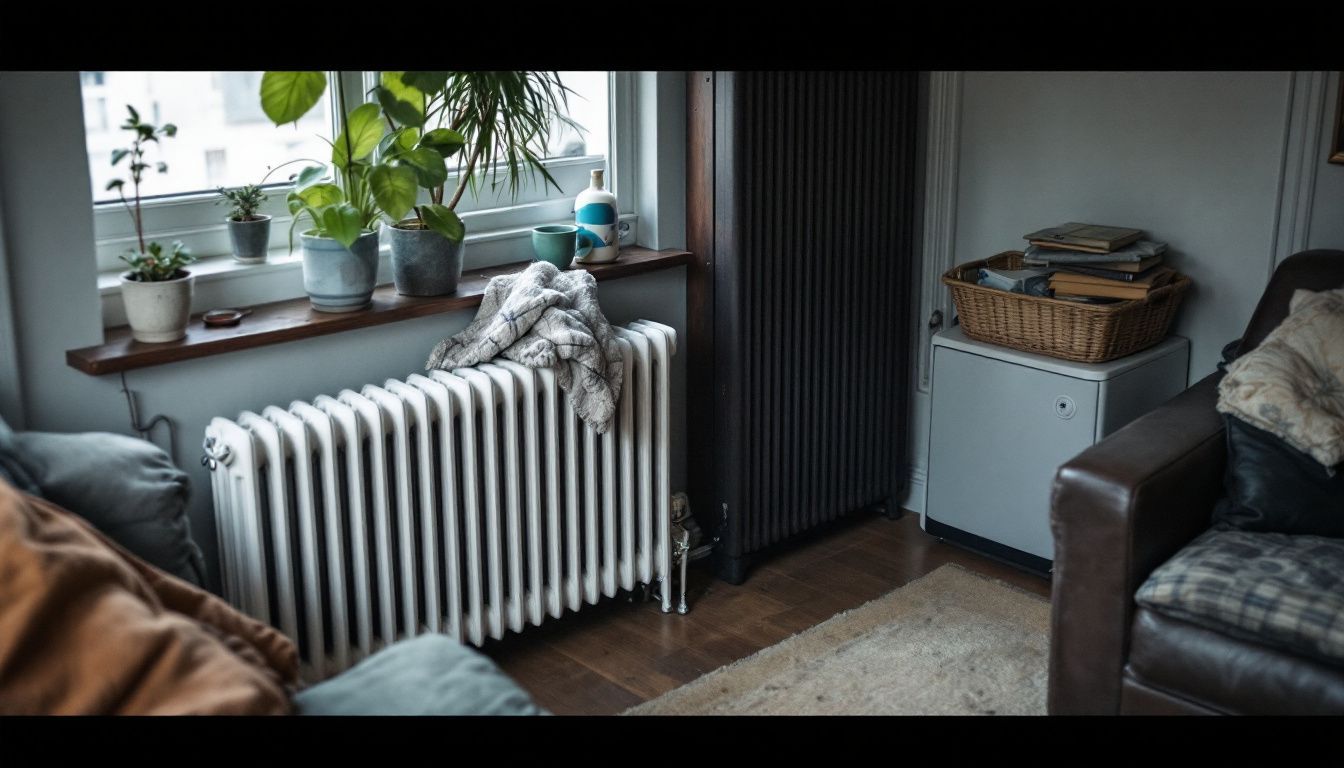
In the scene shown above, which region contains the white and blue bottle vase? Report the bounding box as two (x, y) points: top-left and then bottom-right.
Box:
(574, 169), (619, 264)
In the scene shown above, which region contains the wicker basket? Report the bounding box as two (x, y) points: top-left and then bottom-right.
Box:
(943, 251), (1190, 364)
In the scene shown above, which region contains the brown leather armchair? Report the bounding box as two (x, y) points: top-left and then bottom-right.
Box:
(1047, 249), (1344, 715)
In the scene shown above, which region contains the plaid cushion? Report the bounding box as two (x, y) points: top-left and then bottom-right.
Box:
(1135, 529), (1344, 667)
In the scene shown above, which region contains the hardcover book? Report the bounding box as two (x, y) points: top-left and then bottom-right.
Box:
(1023, 222), (1143, 252)
(1049, 267), (1175, 300)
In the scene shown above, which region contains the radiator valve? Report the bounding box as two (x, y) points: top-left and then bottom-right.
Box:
(201, 435), (232, 471)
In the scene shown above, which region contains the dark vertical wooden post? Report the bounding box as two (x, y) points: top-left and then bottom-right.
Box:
(685, 70), (718, 572)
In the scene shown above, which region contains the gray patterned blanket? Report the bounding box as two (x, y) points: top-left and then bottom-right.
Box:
(425, 261), (623, 434)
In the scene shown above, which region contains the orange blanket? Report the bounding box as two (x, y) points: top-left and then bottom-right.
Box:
(0, 480), (298, 714)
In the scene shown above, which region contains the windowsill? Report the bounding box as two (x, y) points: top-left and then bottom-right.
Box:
(96, 212), (639, 297)
(68, 247), (690, 376)
(94, 212), (639, 328)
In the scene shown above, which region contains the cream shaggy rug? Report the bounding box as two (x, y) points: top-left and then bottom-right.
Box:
(625, 564), (1050, 715)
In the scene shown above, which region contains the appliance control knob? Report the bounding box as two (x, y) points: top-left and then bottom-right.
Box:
(1054, 396), (1076, 419)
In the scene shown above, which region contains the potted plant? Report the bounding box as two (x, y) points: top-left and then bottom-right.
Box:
(260, 73), (384, 313)
(373, 71), (581, 295)
(216, 183), (270, 263)
(107, 105), (195, 343)
(216, 160), (320, 264)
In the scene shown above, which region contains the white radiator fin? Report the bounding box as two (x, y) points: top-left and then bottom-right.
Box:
(206, 320), (676, 679)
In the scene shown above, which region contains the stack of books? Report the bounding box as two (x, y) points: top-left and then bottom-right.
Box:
(1020, 222), (1173, 302)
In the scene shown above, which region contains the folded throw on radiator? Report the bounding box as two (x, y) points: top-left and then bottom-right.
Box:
(426, 261), (624, 433)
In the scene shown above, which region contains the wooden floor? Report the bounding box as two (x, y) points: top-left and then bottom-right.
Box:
(480, 510), (1052, 714)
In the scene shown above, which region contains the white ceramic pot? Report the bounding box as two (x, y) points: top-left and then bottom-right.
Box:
(121, 270), (193, 343)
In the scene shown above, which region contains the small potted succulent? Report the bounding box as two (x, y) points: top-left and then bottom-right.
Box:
(107, 105), (195, 343)
(216, 160), (315, 264)
(216, 182), (270, 263)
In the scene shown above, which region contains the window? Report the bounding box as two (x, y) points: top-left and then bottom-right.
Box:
(83, 71), (625, 314)
(82, 71), (332, 202)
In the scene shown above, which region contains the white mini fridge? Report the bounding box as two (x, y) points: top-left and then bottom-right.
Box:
(924, 325), (1189, 574)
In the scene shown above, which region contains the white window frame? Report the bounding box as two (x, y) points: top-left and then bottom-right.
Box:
(92, 70), (637, 327)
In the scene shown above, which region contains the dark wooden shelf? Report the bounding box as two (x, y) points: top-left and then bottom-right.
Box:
(68, 247), (691, 376)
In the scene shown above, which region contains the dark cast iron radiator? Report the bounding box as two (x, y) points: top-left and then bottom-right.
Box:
(690, 71), (920, 584)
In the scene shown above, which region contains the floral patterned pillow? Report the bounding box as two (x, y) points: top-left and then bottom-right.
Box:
(1218, 287), (1344, 468)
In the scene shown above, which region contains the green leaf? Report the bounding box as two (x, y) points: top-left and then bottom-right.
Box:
(376, 87), (426, 129)
(376, 74), (426, 128)
(260, 71), (327, 126)
(368, 164), (418, 223)
(417, 128), (466, 158)
(377, 127), (410, 159)
(420, 204), (465, 243)
(320, 204), (364, 248)
(294, 164), (328, 191)
(111, 148), (129, 166)
(105, 179), (124, 192)
(156, 162), (168, 173)
(297, 183), (343, 209)
(399, 148), (448, 188)
(160, 123), (177, 137)
(400, 71), (449, 95)
(126, 104), (139, 123)
(332, 102), (384, 168)
(285, 190), (304, 216)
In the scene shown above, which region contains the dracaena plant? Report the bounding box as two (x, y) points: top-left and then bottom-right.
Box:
(260, 72), (383, 249)
(372, 71), (582, 243)
(106, 105), (194, 281)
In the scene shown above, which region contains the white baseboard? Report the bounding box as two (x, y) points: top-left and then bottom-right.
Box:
(901, 465), (927, 518)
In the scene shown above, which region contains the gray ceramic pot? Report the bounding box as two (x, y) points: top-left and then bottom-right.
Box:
(300, 230), (380, 313)
(388, 221), (465, 296)
(227, 215), (272, 263)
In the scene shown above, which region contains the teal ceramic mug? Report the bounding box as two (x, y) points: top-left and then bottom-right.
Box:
(531, 224), (602, 269)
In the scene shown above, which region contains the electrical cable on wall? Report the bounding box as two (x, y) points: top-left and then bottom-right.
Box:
(119, 371), (176, 462)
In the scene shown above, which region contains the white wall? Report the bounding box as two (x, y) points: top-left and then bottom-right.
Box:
(903, 71), (1344, 515)
(0, 72), (687, 592)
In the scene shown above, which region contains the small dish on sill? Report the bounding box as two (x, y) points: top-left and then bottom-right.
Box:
(202, 308), (252, 327)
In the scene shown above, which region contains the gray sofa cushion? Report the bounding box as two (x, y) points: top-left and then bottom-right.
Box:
(1135, 529), (1344, 667)
(0, 415), (39, 494)
(294, 634), (546, 716)
(12, 431), (205, 586)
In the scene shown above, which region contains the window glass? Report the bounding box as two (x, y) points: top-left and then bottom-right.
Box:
(549, 71), (608, 160)
(82, 71), (332, 203)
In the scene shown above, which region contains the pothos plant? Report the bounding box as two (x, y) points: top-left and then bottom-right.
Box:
(259, 71), (580, 246)
(260, 73), (384, 249)
(107, 105), (194, 281)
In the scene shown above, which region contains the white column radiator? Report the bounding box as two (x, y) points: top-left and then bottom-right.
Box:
(203, 320), (677, 680)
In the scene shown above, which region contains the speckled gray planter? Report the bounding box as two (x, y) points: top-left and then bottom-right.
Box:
(227, 215), (272, 263)
(388, 222), (465, 296)
(121, 269), (193, 343)
(300, 230), (379, 313)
